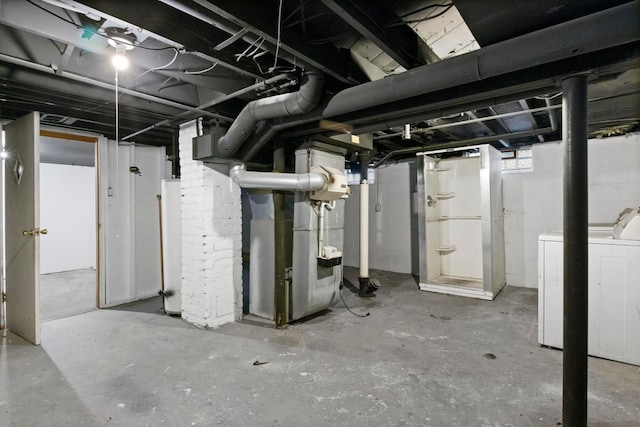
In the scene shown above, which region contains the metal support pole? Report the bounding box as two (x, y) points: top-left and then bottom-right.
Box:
(273, 141), (288, 328)
(562, 74), (589, 427)
(358, 152), (378, 296)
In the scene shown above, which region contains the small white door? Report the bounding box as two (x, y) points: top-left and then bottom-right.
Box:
(4, 112), (42, 345)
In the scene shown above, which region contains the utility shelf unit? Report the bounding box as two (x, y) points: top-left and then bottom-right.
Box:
(417, 145), (505, 300)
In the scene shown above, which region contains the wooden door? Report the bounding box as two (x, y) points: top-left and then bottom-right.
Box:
(4, 112), (42, 345)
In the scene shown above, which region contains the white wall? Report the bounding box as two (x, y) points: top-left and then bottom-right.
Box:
(40, 163), (96, 274)
(99, 139), (168, 306)
(343, 132), (640, 288)
(178, 121), (242, 328)
(0, 126), (4, 328)
(503, 132), (640, 288)
(344, 161), (418, 274)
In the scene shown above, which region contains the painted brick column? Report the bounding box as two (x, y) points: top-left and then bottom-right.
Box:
(178, 121), (242, 327)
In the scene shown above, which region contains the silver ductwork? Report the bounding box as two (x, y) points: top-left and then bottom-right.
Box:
(218, 70), (325, 157)
(229, 164), (326, 192)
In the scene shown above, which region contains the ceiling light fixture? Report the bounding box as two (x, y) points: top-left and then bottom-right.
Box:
(105, 27), (137, 50)
(112, 49), (128, 70)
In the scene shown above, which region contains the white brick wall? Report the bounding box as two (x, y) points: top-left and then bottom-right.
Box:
(179, 121), (243, 327)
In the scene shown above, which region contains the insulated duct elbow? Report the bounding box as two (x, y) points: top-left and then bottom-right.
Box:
(230, 164), (326, 192)
(218, 70), (324, 157)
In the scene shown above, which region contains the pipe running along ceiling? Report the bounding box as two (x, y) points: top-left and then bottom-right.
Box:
(0, 0), (638, 160)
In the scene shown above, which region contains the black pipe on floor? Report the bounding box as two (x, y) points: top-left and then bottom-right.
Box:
(562, 74), (589, 426)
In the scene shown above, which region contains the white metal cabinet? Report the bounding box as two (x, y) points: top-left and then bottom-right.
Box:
(538, 232), (640, 365)
(416, 145), (505, 300)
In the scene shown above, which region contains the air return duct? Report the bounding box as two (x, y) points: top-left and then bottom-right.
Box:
(217, 70), (324, 157)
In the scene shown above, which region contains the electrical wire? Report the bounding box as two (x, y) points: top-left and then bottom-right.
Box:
(235, 37), (263, 62)
(115, 68), (119, 145)
(24, 0), (177, 51)
(245, 38), (266, 59)
(253, 50), (269, 75)
(396, 2), (454, 20)
(184, 62), (218, 75)
(535, 92), (563, 100)
(128, 48), (179, 87)
(269, 0), (284, 73)
(282, 0), (311, 24)
(339, 284), (370, 318)
(283, 11), (333, 29)
(338, 262), (369, 318)
(385, 4), (455, 28)
(25, 0), (83, 30)
(302, 31), (359, 45)
(300, 2), (453, 47)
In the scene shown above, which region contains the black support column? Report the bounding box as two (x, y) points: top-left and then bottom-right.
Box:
(273, 142), (288, 328)
(562, 74), (589, 427)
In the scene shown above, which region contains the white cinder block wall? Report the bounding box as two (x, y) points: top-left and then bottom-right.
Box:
(40, 163), (96, 274)
(178, 121), (243, 328)
(344, 132), (640, 288)
(503, 132), (640, 287)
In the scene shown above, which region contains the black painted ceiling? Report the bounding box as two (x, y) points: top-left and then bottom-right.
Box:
(0, 0), (638, 163)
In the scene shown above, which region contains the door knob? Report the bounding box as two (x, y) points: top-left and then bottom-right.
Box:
(22, 228), (48, 236)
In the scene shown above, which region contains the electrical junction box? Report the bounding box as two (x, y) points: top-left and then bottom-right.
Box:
(192, 132), (234, 163)
(192, 120), (232, 163)
(309, 165), (348, 201)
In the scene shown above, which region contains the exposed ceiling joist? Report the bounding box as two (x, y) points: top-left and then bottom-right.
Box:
(182, 0), (366, 84)
(54, 44), (74, 74)
(0, 0), (249, 94)
(0, 0), (638, 153)
(466, 110), (510, 147)
(321, 0), (421, 70)
(71, 0), (262, 79)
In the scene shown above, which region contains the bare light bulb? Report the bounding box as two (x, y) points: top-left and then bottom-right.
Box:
(112, 50), (128, 70)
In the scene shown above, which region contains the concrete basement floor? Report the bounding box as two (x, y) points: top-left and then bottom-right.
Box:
(40, 268), (97, 321)
(1, 267), (639, 426)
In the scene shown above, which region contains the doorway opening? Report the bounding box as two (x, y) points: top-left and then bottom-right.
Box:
(39, 130), (99, 321)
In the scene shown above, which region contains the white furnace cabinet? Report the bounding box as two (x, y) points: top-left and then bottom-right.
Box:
(538, 232), (640, 365)
(417, 145), (505, 300)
